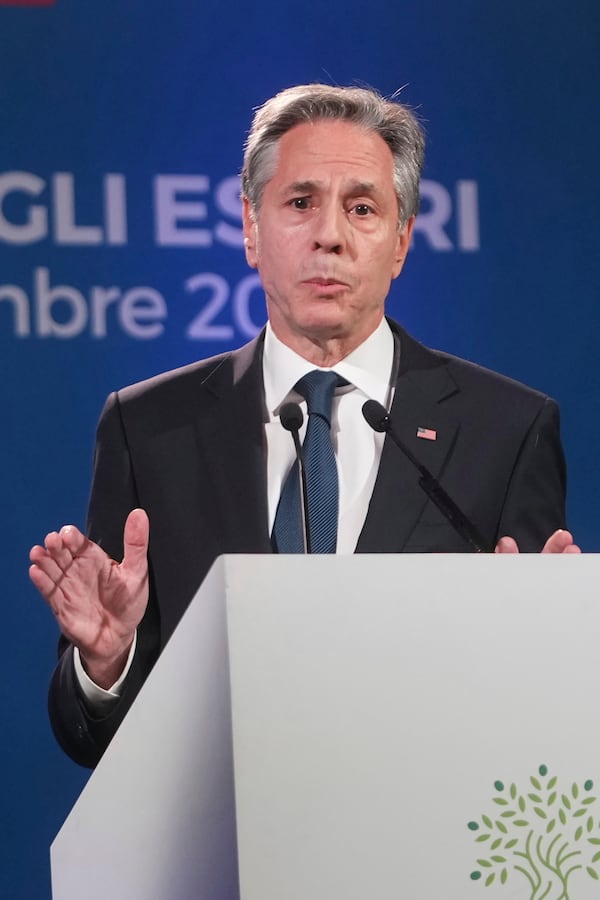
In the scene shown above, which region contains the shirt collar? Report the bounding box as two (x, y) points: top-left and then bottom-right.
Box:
(263, 319), (395, 420)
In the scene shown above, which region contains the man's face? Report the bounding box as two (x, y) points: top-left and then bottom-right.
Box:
(243, 119), (414, 355)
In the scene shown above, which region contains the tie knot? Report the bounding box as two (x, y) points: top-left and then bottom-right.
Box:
(295, 370), (344, 424)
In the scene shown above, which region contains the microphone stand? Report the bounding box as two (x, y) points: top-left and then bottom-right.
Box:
(279, 402), (311, 554)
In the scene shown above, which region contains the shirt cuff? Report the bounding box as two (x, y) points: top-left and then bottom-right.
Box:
(73, 633), (138, 713)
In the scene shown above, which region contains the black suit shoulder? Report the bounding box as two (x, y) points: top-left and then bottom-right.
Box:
(119, 335), (260, 403)
(392, 318), (551, 405)
(120, 350), (233, 401)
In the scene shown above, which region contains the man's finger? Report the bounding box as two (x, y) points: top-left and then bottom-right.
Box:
(29, 546), (66, 584)
(59, 524), (92, 556)
(541, 529), (581, 554)
(43, 531), (77, 573)
(29, 563), (62, 611)
(121, 508), (150, 574)
(495, 536), (519, 554)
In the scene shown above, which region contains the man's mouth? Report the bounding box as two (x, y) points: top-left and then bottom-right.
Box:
(303, 276), (349, 288)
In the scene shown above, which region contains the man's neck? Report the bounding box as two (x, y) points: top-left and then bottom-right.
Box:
(270, 320), (385, 368)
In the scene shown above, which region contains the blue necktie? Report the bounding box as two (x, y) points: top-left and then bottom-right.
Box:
(272, 370), (344, 554)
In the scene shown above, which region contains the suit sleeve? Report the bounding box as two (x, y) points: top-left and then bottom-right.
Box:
(496, 396), (568, 552)
(47, 392), (161, 768)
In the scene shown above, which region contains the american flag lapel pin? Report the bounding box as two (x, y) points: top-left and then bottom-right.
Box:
(417, 426), (437, 441)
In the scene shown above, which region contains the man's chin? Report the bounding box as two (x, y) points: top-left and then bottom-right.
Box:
(295, 318), (349, 342)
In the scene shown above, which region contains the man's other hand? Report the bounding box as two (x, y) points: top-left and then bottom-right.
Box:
(495, 529), (581, 554)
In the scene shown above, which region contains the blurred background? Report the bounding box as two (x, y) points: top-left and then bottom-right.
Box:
(1, 1), (598, 895)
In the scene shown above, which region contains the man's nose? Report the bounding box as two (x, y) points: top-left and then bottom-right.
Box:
(312, 203), (346, 253)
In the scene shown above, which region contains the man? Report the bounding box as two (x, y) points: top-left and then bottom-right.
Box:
(29, 84), (580, 768)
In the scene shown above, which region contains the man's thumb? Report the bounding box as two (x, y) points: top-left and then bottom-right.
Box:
(122, 508), (150, 571)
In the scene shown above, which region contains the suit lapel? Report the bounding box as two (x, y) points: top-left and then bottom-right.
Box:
(356, 325), (460, 552)
(193, 335), (272, 554)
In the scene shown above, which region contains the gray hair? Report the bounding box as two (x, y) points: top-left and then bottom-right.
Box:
(241, 83), (425, 228)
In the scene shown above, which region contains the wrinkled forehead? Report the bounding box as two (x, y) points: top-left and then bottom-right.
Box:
(264, 120), (396, 191)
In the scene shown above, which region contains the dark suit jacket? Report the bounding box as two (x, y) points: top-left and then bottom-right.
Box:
(49, 319), (567, 766)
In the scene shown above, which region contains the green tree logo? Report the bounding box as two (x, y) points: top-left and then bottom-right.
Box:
(468, 765), (600, 898)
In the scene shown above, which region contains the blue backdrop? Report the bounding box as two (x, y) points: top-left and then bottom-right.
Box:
(1, 1), (599, 896)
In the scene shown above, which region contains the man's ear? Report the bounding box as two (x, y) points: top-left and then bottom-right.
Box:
(392, 214), (415, 279)
(242, 196), (258, 269)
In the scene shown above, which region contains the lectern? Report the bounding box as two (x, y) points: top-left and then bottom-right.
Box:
(51, 554), (600, 899)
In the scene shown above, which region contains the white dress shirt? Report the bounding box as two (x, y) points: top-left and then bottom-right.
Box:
(263, 318), (395, 553)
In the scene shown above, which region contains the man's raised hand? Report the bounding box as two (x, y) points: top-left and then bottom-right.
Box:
(29, 508), (150, 689)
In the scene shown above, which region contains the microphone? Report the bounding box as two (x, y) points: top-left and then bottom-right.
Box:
(279, 402), (311, 553)
(279, 401), (303, 434)
(362, 399), (491, 553)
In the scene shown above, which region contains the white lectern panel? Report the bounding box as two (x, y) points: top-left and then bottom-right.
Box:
(52, 554), (600, 900)
(227, 555), (600, 900)
(51, 559), (239, 900)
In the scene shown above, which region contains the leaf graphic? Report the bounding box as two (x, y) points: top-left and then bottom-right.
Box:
(466, 767), (600, 889)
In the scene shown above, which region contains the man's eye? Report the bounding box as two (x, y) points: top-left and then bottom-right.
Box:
(351, 203), (373, 216)
(291, 197), (311, 210)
